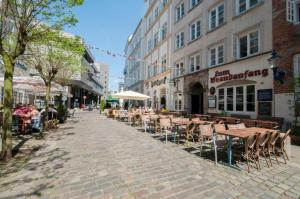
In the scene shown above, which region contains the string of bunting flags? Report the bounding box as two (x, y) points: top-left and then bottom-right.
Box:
(85, 44), (177, 69)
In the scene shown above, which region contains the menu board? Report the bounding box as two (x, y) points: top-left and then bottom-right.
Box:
(208, 96), (216, 108)
(257, 89), (273, 101)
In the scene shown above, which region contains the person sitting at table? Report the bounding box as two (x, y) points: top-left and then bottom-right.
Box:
(29, 105), (42, 131)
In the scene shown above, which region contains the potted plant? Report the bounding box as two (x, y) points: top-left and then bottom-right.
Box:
(57, 104), (68, 124)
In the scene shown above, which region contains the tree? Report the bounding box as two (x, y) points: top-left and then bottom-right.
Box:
(0, 0), (84, 161)
(23, 31), (84, 130)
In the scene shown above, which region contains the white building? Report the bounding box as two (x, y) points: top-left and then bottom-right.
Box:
(124, 19), (145, 97)
(143, 0), (173, 110)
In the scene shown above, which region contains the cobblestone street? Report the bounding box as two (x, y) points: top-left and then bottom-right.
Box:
(1, 111), (300, 199)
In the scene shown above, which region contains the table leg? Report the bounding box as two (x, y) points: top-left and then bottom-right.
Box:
(227, 136), (233, 166)
(165, 130), (167, 144)
(144, 121), (147, 133)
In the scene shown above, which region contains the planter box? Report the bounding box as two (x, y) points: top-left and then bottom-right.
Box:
(291, 135), (300, 146)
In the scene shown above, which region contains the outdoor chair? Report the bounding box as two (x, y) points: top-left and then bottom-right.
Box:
(253, 131), (271, 170)
(12, 115), (20, 133)
(242, 119), (257, 127)
(266, 131), (280, 166)
(159, 117), (173, 143)
(141, 114), (151, 133)
(184, 122), (196, 144)
(198, 122), (226, 165)
(275, 129), (291, 164)
(68, 109), (75, 118)
(232, 134), (258, 173)
(256, 120), (279, 129)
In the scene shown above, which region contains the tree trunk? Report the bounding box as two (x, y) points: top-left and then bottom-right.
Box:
(1, 53), (14, 162)
(44, 83), (51, 130)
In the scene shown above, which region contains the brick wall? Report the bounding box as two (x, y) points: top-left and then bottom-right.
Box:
(273, 0), (300, 94)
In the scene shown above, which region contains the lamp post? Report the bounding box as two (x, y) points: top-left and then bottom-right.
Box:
(268, 50), (284, 117)
(268, 50), (285, 84)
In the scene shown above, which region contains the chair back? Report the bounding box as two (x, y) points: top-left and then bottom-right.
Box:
(256, 131), (271, 151)
(268, 131), (280, 150)
(199, 124), (213, 137)
(245, 134), (258, 155)
(160, 118), (171, 129)
(279, 129), (291, 149)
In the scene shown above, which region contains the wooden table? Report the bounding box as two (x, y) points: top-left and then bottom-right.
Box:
(217, 127), (277, 166)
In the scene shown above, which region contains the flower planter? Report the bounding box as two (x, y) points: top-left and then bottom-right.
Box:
(291, 135), (300, 146)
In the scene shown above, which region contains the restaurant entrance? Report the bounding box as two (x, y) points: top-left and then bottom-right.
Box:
(191, 82), (203, 114)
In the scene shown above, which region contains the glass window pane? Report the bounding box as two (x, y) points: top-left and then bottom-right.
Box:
(227, 87), (233, 111)
(210, 10), (216, 29)
(218, 45), (224, 64)
(218, 4), (224, 25)
(250, 0), (258, 7)
(239, 0), (247, 13)
(247, 85), (255, 112)
(239, 36), (248, 58)
(218, 88), (224, 110)
(210, 48), (216, 66)
(236, 87), (244, 111)
(250, 31), (259, 54)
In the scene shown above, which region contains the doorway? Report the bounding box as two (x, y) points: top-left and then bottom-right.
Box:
(190, 82), (203, 114)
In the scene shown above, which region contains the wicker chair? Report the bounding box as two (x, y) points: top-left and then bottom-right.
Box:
(275, 129), (291, 164)
(253, 131), (271, 170)
(159, 117), (172, 143)
(233, 134), (258, 172)
(266, 131), (280, 166)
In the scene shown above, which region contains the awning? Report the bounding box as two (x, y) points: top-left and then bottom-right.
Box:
(112, 91), (150, 101)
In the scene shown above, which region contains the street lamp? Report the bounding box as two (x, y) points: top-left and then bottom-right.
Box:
(268, 50), (285, 84)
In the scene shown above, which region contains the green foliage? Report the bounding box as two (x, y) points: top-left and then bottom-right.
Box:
(100, 99), (106, 112)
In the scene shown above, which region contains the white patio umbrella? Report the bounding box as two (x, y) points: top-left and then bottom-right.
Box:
(112, 91), (150, 101)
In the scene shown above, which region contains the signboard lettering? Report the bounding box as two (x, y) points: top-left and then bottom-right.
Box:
(210, 69), (269, 83)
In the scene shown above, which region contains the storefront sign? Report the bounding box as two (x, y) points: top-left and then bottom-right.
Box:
(151, 77), (167, 87)
(210, 69), (269, 83)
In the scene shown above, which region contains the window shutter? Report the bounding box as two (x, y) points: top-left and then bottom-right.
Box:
(232, 35), (237, 59)
(286, 0), (295, 23)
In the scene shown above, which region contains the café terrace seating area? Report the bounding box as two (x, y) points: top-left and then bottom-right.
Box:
(104, 108), (290, 173)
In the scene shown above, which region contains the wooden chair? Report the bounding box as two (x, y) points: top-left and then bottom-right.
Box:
(275, 129), (291, 164)
(233, 134), (258, 173)
(253, 131), (271, 169)
(267, 131), (280, 166)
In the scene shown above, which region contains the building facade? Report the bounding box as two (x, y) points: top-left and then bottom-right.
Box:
(143, 0), (173, 110)
(95, 62), (109, 100)
(124, 0), (299, 123)
(124, 19), (145, 97)
(70, 45), (104, 108)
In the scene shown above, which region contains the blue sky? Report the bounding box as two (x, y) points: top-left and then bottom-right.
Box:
(64, 0), (145, 91)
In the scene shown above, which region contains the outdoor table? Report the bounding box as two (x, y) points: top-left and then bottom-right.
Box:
(193, 114), (211, 120)
(217, 127), (277, 166)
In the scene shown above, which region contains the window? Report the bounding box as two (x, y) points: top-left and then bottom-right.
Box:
(236, 86), (244, 111)
(190, 19), (201, 41)
(218, 88), (225, 110)
(148, 65), (151, 79)
(163, 0), (168, 7)
(174, 98), (182, 110)
(148, 39), (152, 52)
(176, 3), (185, 21)
(209, 44), (224, 67)
(236, 0), (260, 15)
(175, 61), (184, 77)
(226, 88), (234, 111)
(237, 30), (259, 58)
(218, 85), (255, 112)
(209, 3), (225, 31)
(161, 22), (168, 40)
(176, 31), (184, 49)
(190, 0), (200, 9)
(154, 6), (159, 18)
(246, 85), (255, 112)
(189, 54), (201, 72)
(161, 55), (167, 72)
(287, 0), (300, 23)
(153, 61), (158, 76)
(154, 32), (159, 48)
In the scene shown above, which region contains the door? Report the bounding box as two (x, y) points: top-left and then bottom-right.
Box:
(191, 95), (200, 114)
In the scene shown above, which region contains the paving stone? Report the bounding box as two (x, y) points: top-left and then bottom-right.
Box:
(0, 111), (300, 199)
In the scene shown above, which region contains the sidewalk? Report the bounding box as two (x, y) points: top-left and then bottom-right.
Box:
(0, 111), (300, 199)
